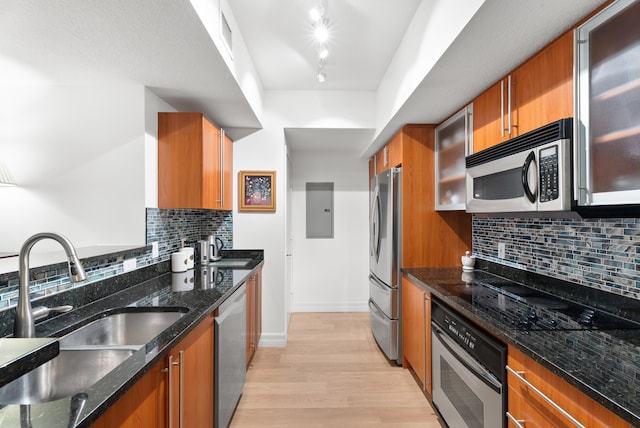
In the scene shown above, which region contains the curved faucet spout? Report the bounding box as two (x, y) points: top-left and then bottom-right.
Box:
(14, 233), (87, 338)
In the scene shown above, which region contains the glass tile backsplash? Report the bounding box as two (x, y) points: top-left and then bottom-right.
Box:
(0, 208), (232, 311)
(473, 216), (640, 299)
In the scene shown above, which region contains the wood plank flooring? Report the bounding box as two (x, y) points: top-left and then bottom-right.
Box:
(230, 312), (443, 427)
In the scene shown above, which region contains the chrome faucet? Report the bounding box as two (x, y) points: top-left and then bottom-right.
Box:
(14, 233), (87, 338)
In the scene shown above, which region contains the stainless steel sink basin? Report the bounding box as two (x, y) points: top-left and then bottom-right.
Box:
(0, 349), (135, 404)
(0, 308), (187, 405)
(60, 309), (186, 348)
(209, 258), (253, 268)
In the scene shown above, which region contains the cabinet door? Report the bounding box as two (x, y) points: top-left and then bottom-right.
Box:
(473, 80), (508, 152)
(254, 268), (262, 350)
(507, 346), (632, 428)
(220, 130), (233, 210)
(386, 132), (402, 168)
(171, 313), (215, 428)
(512, 31), (573, 136)
(575, 0), (640, 207)
(246, 268), (263, 367)
(202, 118), (221, 209)
(158, 112), (231, 210)
(401, 275), (426, 387)
(91, 358), (167, 428)
(435, 105), (472, 210)
(423, 292), (432, 396)
(159, 112), (208, 209)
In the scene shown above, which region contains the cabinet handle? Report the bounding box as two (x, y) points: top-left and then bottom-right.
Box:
(162, 355), (175, 428)
(507, 74), (513, 136)
(383, 146), (388, 166)
(506, 411), (526, 428)
(219, 129), (225, 208)
(501, 79), (505, 138)
(506, 366), (586, 428)
(178, 350), (184, 428)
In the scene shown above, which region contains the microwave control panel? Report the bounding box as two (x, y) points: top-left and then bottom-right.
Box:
(539, 145), (559, 202)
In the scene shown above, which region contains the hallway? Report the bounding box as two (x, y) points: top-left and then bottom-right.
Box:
(230, 312), (443, 427)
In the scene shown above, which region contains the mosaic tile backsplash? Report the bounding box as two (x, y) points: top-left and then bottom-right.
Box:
(473, 216), (640, 299)
(0, 208), (232, 312)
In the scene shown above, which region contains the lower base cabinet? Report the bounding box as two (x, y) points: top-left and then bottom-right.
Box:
(91, 313), (215, 428)
(401, 274), (432, 395)
(246, 267), (263, 367)
(507, 345), (632, 428)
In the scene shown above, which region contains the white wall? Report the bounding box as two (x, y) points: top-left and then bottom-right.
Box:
(232, 89), (375, 346)
(232, 119), (288, 347)
(290, 151), (369, 312)
(0, 84), (147, 253)
(144, 88), (178, 208)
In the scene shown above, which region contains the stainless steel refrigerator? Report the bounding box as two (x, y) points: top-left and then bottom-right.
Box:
(369, 167), (402, 365)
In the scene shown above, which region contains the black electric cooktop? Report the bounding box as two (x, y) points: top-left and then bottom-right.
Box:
(448, 272), (640, 332)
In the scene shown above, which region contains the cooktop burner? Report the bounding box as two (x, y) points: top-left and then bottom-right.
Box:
(447, 273), (640, 332)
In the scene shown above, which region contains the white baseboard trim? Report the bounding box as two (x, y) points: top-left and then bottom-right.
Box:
(257, 332), (288, 348)
(291, 301), (369, 312)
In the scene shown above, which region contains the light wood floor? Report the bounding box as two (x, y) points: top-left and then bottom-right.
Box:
(230, 312), (443, 428)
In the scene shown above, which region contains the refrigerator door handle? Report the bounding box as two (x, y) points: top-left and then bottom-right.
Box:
(370, 189), (382, 261)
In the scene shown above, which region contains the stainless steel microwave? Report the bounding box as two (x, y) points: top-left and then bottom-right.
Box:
(466, 119), (573, 214)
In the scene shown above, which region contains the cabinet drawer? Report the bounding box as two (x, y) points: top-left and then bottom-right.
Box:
(508, 346), (632, 428)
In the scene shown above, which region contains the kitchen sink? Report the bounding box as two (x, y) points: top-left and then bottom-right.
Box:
(209, 258), (253, 268)
(0, 348), (135, 404)
(0, 307), (188, 405)
(60, 309), (186, 348)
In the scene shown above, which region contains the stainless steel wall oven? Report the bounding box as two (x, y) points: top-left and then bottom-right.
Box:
(431, 298), (507, 428)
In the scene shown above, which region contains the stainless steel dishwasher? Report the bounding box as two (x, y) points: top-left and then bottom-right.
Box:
(215, 283), (247, 428)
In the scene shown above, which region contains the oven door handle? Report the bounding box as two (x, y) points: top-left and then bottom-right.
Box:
(432, 323), (502, 393)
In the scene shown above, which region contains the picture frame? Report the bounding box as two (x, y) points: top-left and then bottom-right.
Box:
(238, 170), (276, 212)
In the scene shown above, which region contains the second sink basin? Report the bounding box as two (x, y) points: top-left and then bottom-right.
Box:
(209, 258), (253, 268)
(60, 309), (187, 348)
(0, 348), (135, 404)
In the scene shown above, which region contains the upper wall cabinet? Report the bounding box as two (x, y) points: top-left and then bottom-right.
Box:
(575, 0), (640, 209)
(473, 32), (574, 153)
(435, 104), (473, 210)
(158, 112), (233, 210)
(375, 132), (403, 175)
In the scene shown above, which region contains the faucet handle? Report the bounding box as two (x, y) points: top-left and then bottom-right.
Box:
(32, 305), (73, 321)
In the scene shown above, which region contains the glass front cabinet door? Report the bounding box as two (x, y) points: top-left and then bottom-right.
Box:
(575, 0), (640, 209)
(435, 104), (473, 210)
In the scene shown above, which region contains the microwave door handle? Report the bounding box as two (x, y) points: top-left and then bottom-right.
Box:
(522, 151), (537, 203)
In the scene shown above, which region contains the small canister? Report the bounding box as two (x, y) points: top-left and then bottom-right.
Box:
(180, 247), (195, 269)
(171, 251), (189, 273)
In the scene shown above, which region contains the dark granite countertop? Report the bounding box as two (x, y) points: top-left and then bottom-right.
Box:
(0, 249), (264, 428)
(0, 338), (59, 387)
(403, 264), (640, 427)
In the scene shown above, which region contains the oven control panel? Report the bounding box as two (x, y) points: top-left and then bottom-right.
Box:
(431, 298), (507, 383)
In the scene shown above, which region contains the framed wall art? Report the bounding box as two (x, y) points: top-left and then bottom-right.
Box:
(238, 170), (276, 212)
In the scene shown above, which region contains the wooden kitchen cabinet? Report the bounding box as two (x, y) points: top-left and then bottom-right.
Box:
(435, 104), (472, 210)
(246, 267), (262, 366)
(401, 274), (431, 395)
(169, 312), (215, 428)
(158, 112), (233, 210)
(473, 32), (573, 153)
(91, 358), (168, 428)
(91, 313), (215, 428)
(507, 345), (632, 428)
(373, 131), (402, 175)
(398, 125), (472, 268)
